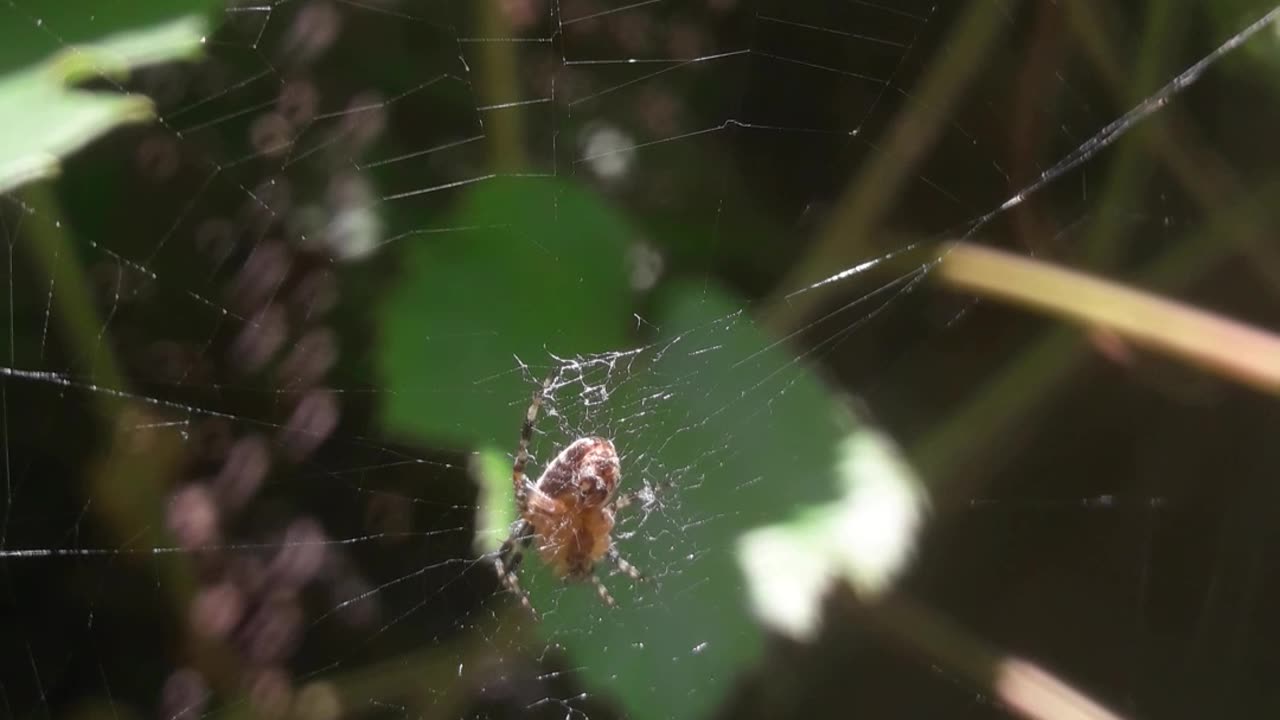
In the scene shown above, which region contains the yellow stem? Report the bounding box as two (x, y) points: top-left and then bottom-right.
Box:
(937, 242), (1280, 396)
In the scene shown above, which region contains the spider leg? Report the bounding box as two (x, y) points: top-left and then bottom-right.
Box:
(512, 372), (557, 509)
(590, 573), (617, 608)
(504, 534), (534, 574)
(494, 519), (539, 617)
(496, 519), (533, 572)
(611, 479), (673, 513)
(611, 490), (641, 513)
(500, 370), (556, 621)
(606, 545), (644, 581)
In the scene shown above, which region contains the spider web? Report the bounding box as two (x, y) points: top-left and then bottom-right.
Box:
(3, 1), (1280, 718)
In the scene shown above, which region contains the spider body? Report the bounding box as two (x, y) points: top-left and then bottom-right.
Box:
(524, 437), (619, 578)
(495, 374), (644, 615)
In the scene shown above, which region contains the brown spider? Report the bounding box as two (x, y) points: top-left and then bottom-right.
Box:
(494, 373), (644, 616)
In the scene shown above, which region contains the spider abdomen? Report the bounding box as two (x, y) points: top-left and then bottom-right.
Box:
(530, 504), (616, 578)
(534, 437), (620, 502)
(526, 436), (621, 578)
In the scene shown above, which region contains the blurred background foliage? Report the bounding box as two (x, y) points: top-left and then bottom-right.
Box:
(3, 1), (1280, 719)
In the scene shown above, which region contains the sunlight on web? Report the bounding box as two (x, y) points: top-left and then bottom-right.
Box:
(0, 0), (1278, 718)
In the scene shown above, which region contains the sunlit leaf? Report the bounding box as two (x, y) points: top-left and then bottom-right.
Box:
(738, 430), (927, 640)
(0, 9), (212, 194)
(473, 443), (518, 556)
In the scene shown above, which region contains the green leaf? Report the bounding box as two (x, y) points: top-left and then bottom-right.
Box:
(0, 13), (210, 194)
(0, 1), (216, 70)
(377, 176), (633, 451)
(472, 443), (518, 556)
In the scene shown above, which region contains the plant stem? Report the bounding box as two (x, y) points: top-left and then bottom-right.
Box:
(18, 182), (126, 407)
(18, 181), (242, 696)
(857, 593), (1126, 720)
(474, 4), (528, 173)
(936, 241), (1280, 396)
(914, 179), (1280, 504)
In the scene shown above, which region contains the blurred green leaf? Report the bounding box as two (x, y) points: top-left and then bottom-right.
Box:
(377, 176), (633, 450)
(0, 13), (209, 194)
(472, 444), (518, 556)
(0, 1), (215, 71)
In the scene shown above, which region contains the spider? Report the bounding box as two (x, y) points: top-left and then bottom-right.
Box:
(494, 373), (644, 616)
